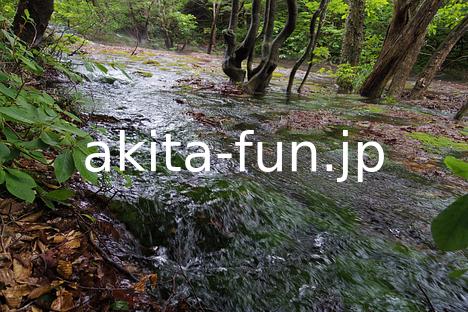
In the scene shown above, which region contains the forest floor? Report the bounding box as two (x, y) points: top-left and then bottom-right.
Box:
(1, 42), (467, 311)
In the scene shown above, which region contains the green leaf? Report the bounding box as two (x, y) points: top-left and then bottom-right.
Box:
(5, 168), (37, 203)
(73, 147), (98, 185)
(432, 194), (468, 252)
(0, 107), (35, 124)
(45, 189), (75, 201)
(0, 169), (5, 184)
(3, 128), (19, 142)
(95, 62), (108, 74)
(40, 131), (59, 147)
(0, 83), (16, 99)
(0, 143), (11, 163)
(54, 151), (76, 183)
(449, 268), (468, 280)
(111, 300), (129, 311)
(0, 71), (9, 82)
(444, 156), (468, 180)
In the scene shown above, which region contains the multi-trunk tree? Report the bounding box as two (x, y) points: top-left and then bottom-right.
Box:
(222, 0), (298, 94)
(287, 0), (330, 95)
(360, 0), (444, 99)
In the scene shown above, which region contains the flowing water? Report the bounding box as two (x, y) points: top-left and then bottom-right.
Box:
(76, 52), (467, 311)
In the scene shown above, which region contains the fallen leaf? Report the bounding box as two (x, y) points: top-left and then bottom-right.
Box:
(19, 211), (43, 223)
(2, 285), (30, 308)
(50, 288), (75, 312)
(13, 258), (31, 281)
(133, 274), (157, 293)
(57, 260), (73, 279)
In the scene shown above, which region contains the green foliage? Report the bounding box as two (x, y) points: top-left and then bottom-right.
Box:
(0, 21), (97, 205)
(444, 156), (468, 179)
(432, 194), (468, 252)
(170, 12), (198, 44)
(334, 63), (375, 92)
(409, 132), (468, 153)
(431, 154), (468, 252)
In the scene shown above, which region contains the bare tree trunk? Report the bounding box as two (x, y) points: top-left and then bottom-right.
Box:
(455, 101), (468, 120)
(410, 14), (468, 99)
(207, 1), (222, 54)
(297, 4), (328, 94)
(287, 0), (329, 95)
(12, 0), (55, 46)
(340, 0), (365, 66)
(360, 0), (442, 99)
(222, 0), (261, 82)
(387, 26), (428, 98)
(245, 0), (298, 94)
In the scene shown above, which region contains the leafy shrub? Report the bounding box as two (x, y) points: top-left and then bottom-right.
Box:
(335, 63), (374, 93)
(0, 18), (97, 206)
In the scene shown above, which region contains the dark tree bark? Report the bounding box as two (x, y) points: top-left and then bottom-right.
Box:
(207, 0), (222, 54)
(245, 0), (297, 94)
(360, 0), (443, 99)
(386, 26), (428, 98)
(410, 14), (468, 99)
(455, 101), (467, 120)
(340, 0), (365, 66)
(12, 0), (55, 46)
(222, 0), (261, 82)
(386, 0), (428, 98)
(296, 2), (328, 94)
(287, 0), (329, 95)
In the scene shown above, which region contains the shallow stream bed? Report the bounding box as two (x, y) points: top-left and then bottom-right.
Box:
(77, 49), (467, 311)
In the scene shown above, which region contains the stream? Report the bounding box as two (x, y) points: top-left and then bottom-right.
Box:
(76, 50), (467, 311)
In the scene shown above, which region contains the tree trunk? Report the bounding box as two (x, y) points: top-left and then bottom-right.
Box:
(163, 30), (174, 49)
(287, 0), (330, 95)
(245, 0), (298, 94)
(360, 0), (442, 99)
(297, 3), (328, 94)
(222, 0), (260, 82)
(340, 0), (365, 66)
(410, 14), (468, 99)
(455, 101), (467, 120)
(12, 0), (55, 46)
(207, 1), (222, 54)
(387, 26), (429, 98)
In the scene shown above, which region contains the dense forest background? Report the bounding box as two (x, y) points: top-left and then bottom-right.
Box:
(2, 0), (467, 85)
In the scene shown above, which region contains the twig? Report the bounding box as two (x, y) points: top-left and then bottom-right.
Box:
(417, 282), (436, 312)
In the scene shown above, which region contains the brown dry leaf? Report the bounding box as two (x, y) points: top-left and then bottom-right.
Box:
(51, 234), (66, 244)
(35, 240), (48, 254)
(13, 258), (31, 281)
(2, 284), (30, 308)
(28, 281), (63, 300)
(25, 224), (53, 231)
(63, 238), (81, 250)
(0, 268), (14, 287)
(28, 284), (54, 300)
(19, 211), (43, 223)
(50, 288), (75, 312)
(57, 260), (73, 279)
(0, 199), (23, 216)
(133, 274), (158, 293)
(62, 231), (82, 249)
(31, 305), (43, 312)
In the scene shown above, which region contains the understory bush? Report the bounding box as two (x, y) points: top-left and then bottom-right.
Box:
(0, 16), (97, 206)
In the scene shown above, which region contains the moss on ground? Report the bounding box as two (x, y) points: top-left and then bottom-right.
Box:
(409, 132), (468, 153)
